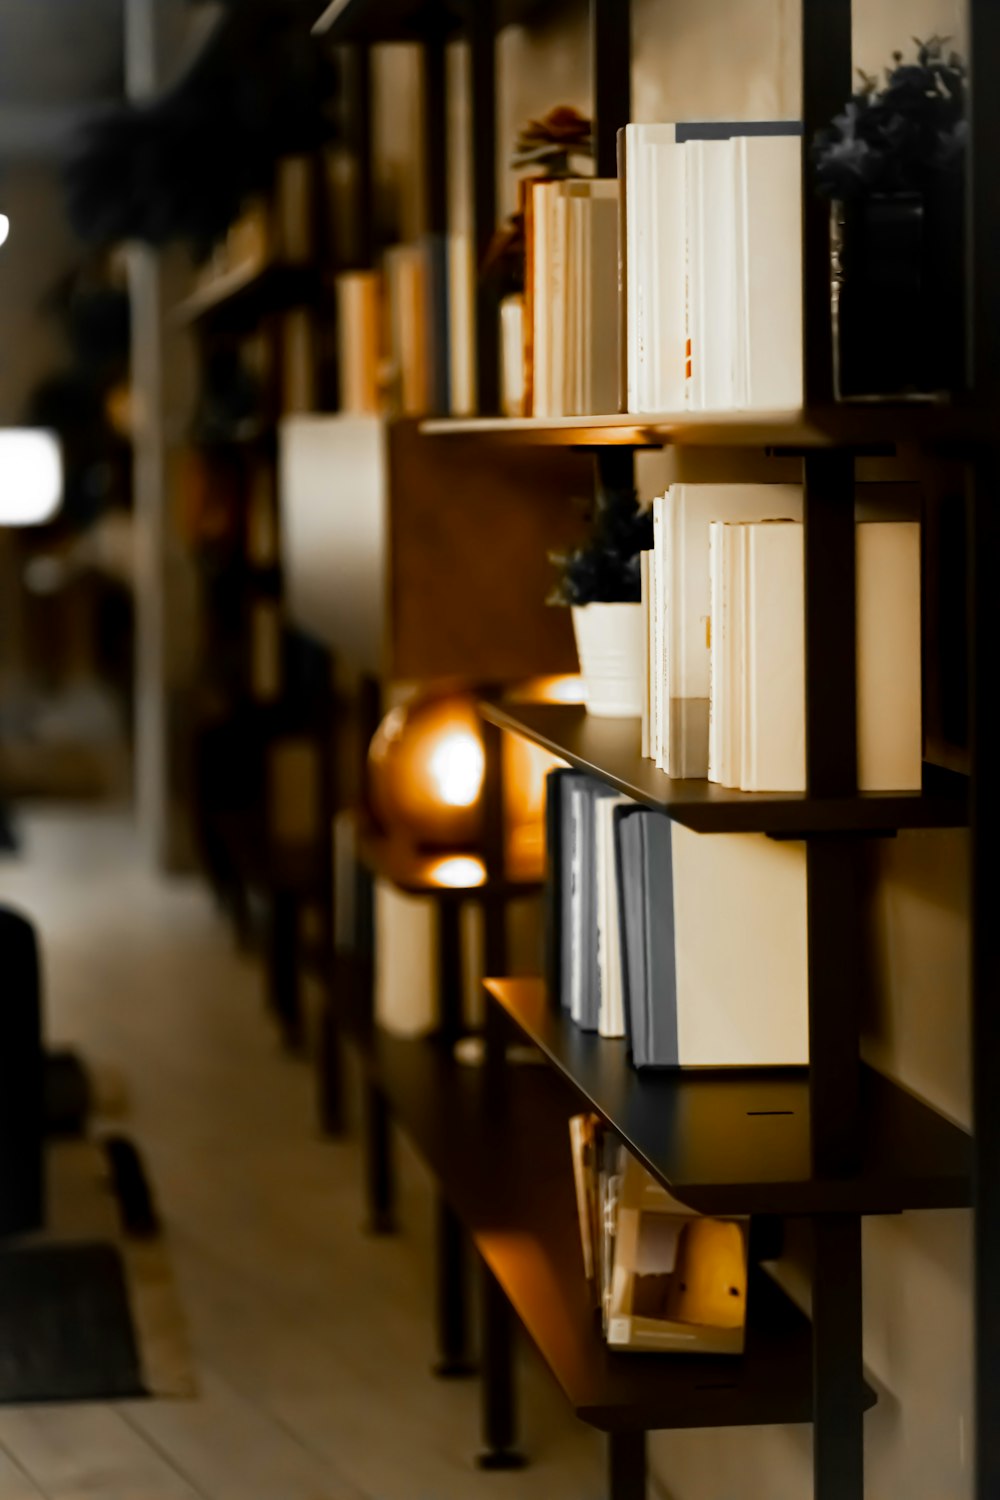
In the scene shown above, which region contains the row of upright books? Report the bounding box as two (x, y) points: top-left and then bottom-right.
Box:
(570, 1115), (749, 1354)
(546, 769), (810, 1069)
(639, 485), (922, 790)
(521, 121), (802, 418)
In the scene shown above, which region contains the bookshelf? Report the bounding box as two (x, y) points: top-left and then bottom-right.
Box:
(296, 0), (1000, 1497)
(481, 701), (969, 834)
(172, 263), (321, 333)
(422, 404), (988, 450)
(486, 979), (972, 1217)
(312, 0), (548, 42)
(337, 956), (869, 1432)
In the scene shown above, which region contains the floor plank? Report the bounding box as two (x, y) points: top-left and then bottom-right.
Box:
(0, 810), (603, 1500)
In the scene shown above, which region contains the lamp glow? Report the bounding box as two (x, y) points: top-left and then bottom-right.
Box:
(0, 216), (9, 248)
(427, 855), (487, 890)
(427, 729), (485, 809)
(0, 430), (62, 526)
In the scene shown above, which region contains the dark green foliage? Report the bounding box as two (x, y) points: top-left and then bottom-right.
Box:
(550, 484), (652, 606)
(813, 36), (966, 201)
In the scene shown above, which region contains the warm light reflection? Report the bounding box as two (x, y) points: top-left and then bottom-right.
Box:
(427, 855), (487, 889)
(0, 430), (62, 526)
(369, 692), (488, 847)
(509, 674), (586, 705)
(427, 728), (485, 808)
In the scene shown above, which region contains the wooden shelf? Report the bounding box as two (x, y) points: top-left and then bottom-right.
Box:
(352, 813), (543, 898)
(480, 701), (968, 835)
(421, 405), (983, 451)
(173, 264), (320, 331)
(313, 0), (548, 41)
(336, 961), (869, 1432)
(485, 978), (972, 1218)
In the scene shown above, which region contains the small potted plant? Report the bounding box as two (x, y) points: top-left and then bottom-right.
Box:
(550, 481), (652, 718)
(813, 36), (966, 400)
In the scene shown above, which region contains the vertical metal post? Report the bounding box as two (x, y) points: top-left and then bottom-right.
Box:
(362, 1077), (396, 1235)
(967, 4), (1000, 1493)
(803, 451), (860, 1170)
(433, 1199), (475, 1377)
(803, 444), (865, 1500)
(591, 0), (631, 179)
(423, 27), (451, 413)
(477, 1262), (525, 1470)
(967, 0), (1000, 405)
(476, 712), (520, 1461)
(608, 1431), (647, 1500)
(437, 901), (464, 1043)
(800, 0), (852, 407)
(318, 670), (345, 1136)
(432, 895), (474, 1374)
(468, 0), (499, 413)
(968, 454), (1000, 1500)
(266, 892), (303, 1052)
(343, 44), (375, 270)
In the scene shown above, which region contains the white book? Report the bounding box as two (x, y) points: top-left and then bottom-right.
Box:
(647, 141), (688, 412)
(743, 522), (807, 792)
(665, 484), (802, 779)
(732, 519), (922, 793)
(566, 192), (584, 415)
(729, 523), (747, 790)
(550, 188), (569, 418)
(532, 183), (556, 419)
(566, 181), (620, 415)
(736, 135), (803, 409)
(707, 522), (723, 781)
(640, 550), (651, 759)
(595, 794), (630, 1038)
(625, 124), (679, 412)
(652, 495), (667, 769)
(856, 521), (922, 791)
(696, 139), (739, 410)
(683, 144), (703, 410)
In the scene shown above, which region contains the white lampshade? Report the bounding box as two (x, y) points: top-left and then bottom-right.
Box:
(0, 216), (9, 248)
(0, 429), (63, 525)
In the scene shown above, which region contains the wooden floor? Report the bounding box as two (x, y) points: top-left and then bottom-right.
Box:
(0, 808), (606, 1500)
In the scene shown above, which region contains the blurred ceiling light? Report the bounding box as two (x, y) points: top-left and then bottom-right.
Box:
(0, 430), (63, 526)
(0, 216), (9, 248)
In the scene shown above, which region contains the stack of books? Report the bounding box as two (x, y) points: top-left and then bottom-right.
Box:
(546, 769), (810, 1068)
(619, 123), (803, 413)
(525, 179), (620, 417)
(335, 244), (436, 417)
(639, 485), (923, 791)
(570, 1116), (749, 1353)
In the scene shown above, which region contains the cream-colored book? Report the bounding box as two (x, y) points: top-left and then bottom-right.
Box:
(856, 521), (922, 791)
(651, 495), (665, 768)
(743, 521), (806, 793)
(640, 550), (651, 759)
(735, 519), (922, 793)
(665, 483), (802, 780)
(707, 522), (723, 781)
(735, 135), (803, 409)
(672, 826), (809, 1066)
(595, 794), (630, 1038)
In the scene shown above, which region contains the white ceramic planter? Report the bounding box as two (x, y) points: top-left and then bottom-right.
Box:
(571, 602), (644, 718)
